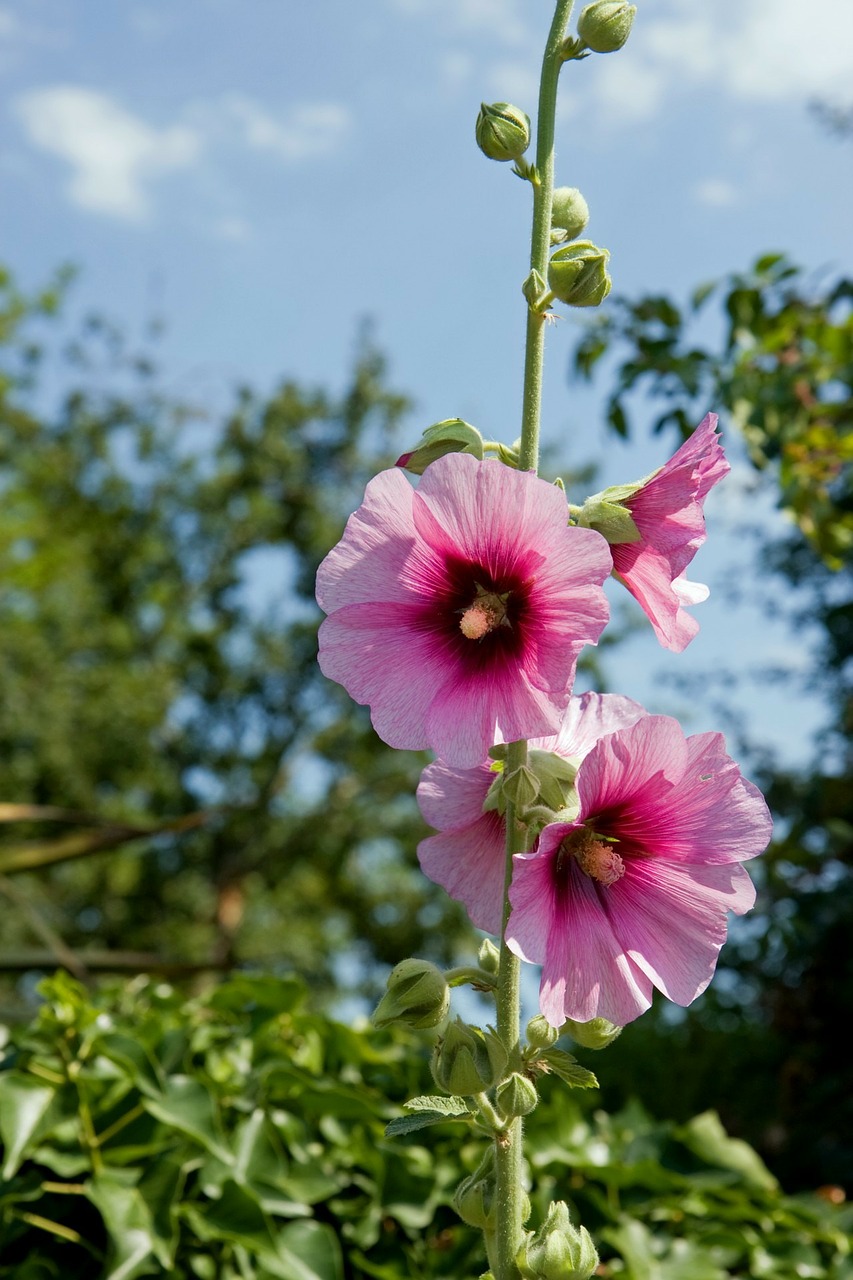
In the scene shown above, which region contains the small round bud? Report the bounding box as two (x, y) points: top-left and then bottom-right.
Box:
(577, 1), (636, 53)
(526, 1014), (560, 1051)
(551, 187), (590, 241)
(478, 938), (501, 975)
(476, 102), (531, 162)
(502, 764), (540, 809)
(562, 1016), (622, 1050)
(517, 1201), (599, 1280)
(432, 1018), (508, 1096)
(547, 242), (611, 308)
(496, 1072), (539, 1118)
(372, 958), (450, 1031)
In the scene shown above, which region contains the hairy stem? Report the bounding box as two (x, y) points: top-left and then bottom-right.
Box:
(493, 4), (576, 1278)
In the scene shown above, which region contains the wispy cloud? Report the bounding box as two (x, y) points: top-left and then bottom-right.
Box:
(14, 85), (354, 223)
(693, 178), (738, 207)
(14, 86), (200, 220)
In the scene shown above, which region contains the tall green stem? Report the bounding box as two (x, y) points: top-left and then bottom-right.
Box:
(493, 4), (576, 1278)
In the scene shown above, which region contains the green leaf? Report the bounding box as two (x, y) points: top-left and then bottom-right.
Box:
(403, 1095), (472, 1116)
(385, 1110), (471, 1137)
(278, 1222), (344, 1280)
(143, 1076), (232, 1164)
(678, 1111), (778, 1192)
(86, 1171), (161, 1279)
(539, 1049), (598, 1090)
(0, 1072), (56, 1178)
(96, 1032), (165, 1098)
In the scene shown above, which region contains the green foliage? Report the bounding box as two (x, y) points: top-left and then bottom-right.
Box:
(0, 266), (481, 999)
(569, 254), (853, 1191)
(572, 253), (853, 565)
(0, 973), (850, 1279)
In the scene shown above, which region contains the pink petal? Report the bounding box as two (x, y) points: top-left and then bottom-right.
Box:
(534, 691), (647, 759)
(612, 545), (702, 652)
(575, 715), (688, 823)
(418, 813), (507, 935)
(601, 858), (756, 1007)
(507, 839), (652, 1025)
(417, 760), (494, 831)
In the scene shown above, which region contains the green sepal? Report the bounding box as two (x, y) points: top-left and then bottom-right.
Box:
(502, 765), (540, 809)
(396, 419), (484, 475)
(522, 269), (549, 310)
(578, 498), (641, 544)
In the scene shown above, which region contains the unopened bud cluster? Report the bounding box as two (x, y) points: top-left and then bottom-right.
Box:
(517, 1201), (599, 1280)
(372, 959), (450, 1030)
(548, 242), (612, 308)
(432, 1017), (508, 1095)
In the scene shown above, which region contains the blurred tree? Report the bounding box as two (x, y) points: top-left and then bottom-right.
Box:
(571, 254), (853, 1190)
(0, 265), (476, 1000)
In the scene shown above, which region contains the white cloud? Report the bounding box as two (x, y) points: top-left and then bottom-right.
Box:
(220, 95), (351, 162)
(14, 86), (200, 219)
(693, 178), (738, 207)
(604, 0), (853, 123)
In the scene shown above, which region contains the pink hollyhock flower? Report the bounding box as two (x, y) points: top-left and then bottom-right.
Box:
(316, 454), (611, 767)
(417, 692), (646, 934)
(506, 714), (772, 1026)
(588, 412), (729, 652)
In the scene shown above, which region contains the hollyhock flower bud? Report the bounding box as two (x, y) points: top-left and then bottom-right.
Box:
(508, 714), (773, 1027)
(496, 1071), (539, 1118)
(577, 0), (636, 52)
(548, 242), (611, 308)
(517, 1201), (598, 1280)
(562, 1016), (622, 1049)
(432, 1018), (508, 1095)
(396, 418), (484, 475)
(526, 1014), (560, 1051)
(453, 1148), (497, 1229)
(478, 938), (501, 974)
(316, 454), (611, 768)
(551, 187), (590, 241)
(417, 693), (646, 934)
(579, 413), (730, 651)
(372, 958), (450, 1030)
(476, 102), (531, 162)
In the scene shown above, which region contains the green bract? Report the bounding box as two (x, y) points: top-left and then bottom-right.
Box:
(372, 957), (451, 1030)
(432, 1018), (508, 1096)
(577, 0), (637, 53)
(396, 417), (484, 475)
(476, 102), (531, 162)
(517, 1201), (599, 1280)
(562, 1016), (623, 1050)
(548, 242), (612, 308)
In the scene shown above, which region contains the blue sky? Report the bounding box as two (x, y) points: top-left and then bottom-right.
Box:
(2, 0), (852, 764)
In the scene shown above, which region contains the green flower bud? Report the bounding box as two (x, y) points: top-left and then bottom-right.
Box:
(526, 1013), (560, 1051)
(548, 242), (611, 308)
(478, 938), (501, 975)
(453, 1148), (497, 1229)
(496, 1071), (539, 1118)
(517, 1202), (599, 1280)
(527, 749), (579, 812)
(502, 764), (540, 809)
(476, 102), (531, 162)
(577, 0), (636, 53)
(551, 187), (590, 241)
(562, 1016), (622, 1050)
(432, 1018), (508, 1096)
(372, 958), (450, 1030)
(396, 418), (484, 475)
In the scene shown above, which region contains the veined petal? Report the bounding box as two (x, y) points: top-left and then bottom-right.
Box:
(417, 760), (494, 832)
(602, 858), (756, 1007)
(418, 813), (506, 935)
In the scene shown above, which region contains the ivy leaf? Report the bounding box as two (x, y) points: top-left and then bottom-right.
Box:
(0, 1072), (56, 1178)
(539, 1050), (598, 1090)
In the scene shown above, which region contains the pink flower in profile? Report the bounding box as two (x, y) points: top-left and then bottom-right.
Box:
(506, 714), (772, 1026)
(588, 412), (729, 652)
(316, 454), (611, 767)
(417, 692), (646, 934)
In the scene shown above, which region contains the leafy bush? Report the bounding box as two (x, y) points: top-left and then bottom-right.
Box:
(0, 972), (850, 1278)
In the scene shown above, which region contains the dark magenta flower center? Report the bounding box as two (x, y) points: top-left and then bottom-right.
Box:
(430, 554), (534, 670)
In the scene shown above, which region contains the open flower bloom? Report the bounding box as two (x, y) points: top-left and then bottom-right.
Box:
(507, 714), (772, 1026)
(417, 692), (646, 933)
(316, 454), (611, 767)
(609, 412), (729, 652)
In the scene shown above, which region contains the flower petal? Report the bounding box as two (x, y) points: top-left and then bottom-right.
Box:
(602, 858), (756, 1007)
(418, 813), (506, 935)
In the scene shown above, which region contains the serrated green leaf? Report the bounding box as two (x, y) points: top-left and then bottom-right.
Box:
(385, 1110), (470, 1137)
(540, 1049), (598, 1090)
(0, 1072), (56, 1178)
(403, 1095), (471, 1116)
